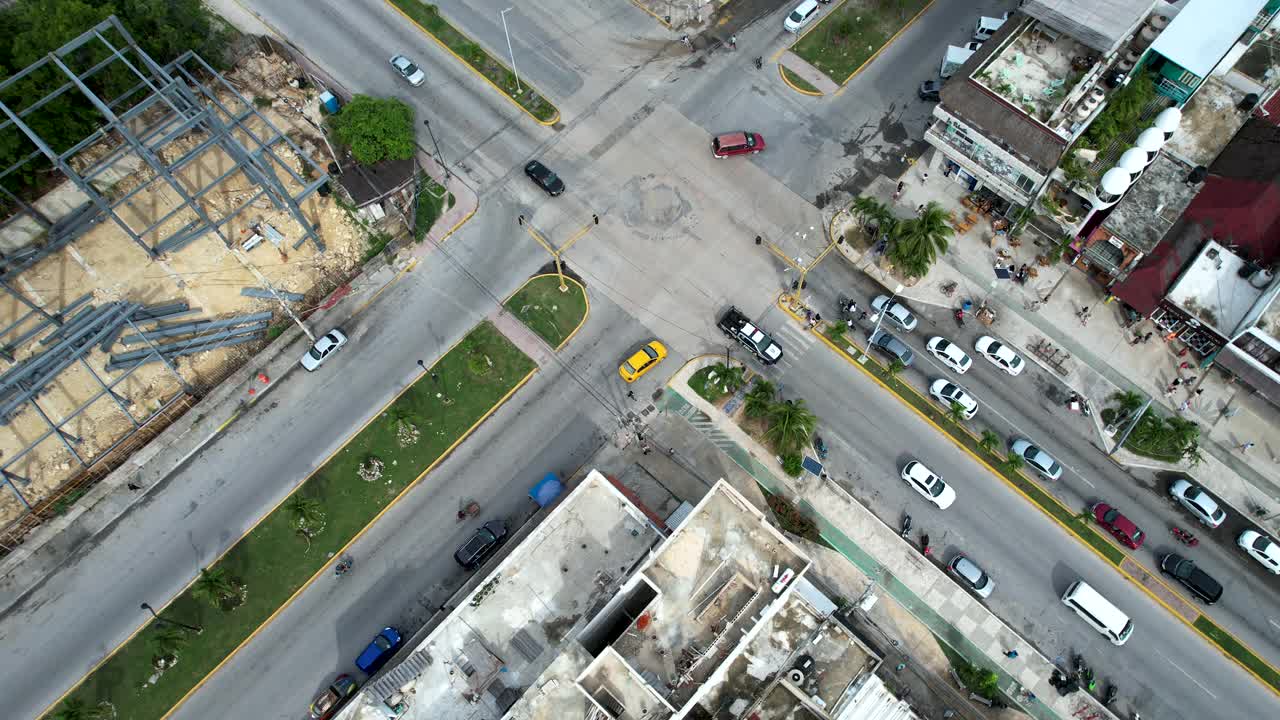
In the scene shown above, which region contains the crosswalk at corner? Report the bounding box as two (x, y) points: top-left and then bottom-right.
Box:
(772, 321), (817, 372)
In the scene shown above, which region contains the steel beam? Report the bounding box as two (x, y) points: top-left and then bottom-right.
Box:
(118, 312), (272, 345)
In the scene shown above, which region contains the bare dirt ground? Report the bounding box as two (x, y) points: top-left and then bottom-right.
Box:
(0, 51), (369, 524)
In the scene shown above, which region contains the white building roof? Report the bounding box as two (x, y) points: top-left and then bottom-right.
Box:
(1166, 239), (1268, 336)
(1021, 0), (1155, 54)
(1149, 0), (1268, 78)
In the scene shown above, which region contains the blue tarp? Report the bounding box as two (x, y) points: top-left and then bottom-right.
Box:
(529, 472), (564, 507)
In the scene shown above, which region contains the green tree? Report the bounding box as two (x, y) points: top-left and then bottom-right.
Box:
(744, 380), (776, 418)
(1001, 453), (1024, 476)
(329, 95), (416, 165)
(947, 402), (968, 424)
(780, 453), (803, 477)
(149, 625), (190, 659)
(288, 495), (324, 531)
(978, 430), (1001, 454)
(886, 358), (905, 379)
(888, 202), (953, 277)
(1110, 390), (1143, 414)
(191, 566), (240, 610)
(764, 399), (818, 455)
(851, 195), (895, 236)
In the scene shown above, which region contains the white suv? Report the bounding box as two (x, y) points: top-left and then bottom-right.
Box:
(783, 0), (821, 33)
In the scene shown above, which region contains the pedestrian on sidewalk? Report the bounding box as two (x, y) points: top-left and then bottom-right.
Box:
(1004, 649), (1019, 659)
(641, 442), (652, 455)
(917, 204), (926, 215)
(1179, 361), (1193, 370)
(921, 171), (930, 182)
(626, 390), (636, 400)
(892, 180), (904, 202)
(1130, 334), (1143, 346)
(1222, 406), (1241, 421)
(127, 482), (142, 491)
(1142, 332), (1154, 344)
(1184, 375), (1197, 384)
(1177, 398), (1192, 413)
(1238, 441), (1256, 453)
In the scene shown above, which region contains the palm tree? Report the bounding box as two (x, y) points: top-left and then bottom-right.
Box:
(886, 358), (905, 379)
(978, 430), (1000, 454)
(888, 202), (953, 277)
(851, 196), (895, 237)
(764, 399), (818, 455)
(288, 495), (324, 531)
(720, 365), (746, 393)
(744, 380), (776, 418)
(947, 402), (968, 424)
(1110, 390), (1143, 414)
(150, 625), (190, 659)
(191, 566), (240, 609)
(1001, 453), (1025, 476)
(1166, 416), (1201, 460)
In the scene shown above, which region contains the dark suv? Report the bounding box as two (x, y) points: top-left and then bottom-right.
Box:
(454, 520), (508, 570)
(1160, 553), (1223, 604)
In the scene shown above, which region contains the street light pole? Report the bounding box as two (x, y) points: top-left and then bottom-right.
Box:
(500, 8), (522, 94)
(141, 602), (202, 634)
(422, 119), (451, 180)
(518, 213), (599, 292)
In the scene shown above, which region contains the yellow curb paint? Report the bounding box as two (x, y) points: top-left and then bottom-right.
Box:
(41, 323), (537, 720)
(160, 366), (538, 719)
(383, 0), (560, 126)
(778, 64), (824, 96)
(629, 0), (673, 28)
(500, 273), (591, 351)
(838, 0), (936, 86)
(785, 302), (1280, 693)
(435, 195), (478, 243)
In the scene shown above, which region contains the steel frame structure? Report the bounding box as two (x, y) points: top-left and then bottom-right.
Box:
(0, 15), (329, 509)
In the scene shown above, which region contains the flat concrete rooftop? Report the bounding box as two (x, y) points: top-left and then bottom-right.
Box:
(977, 19), (1098, 126)
(1168, 239), (1267, 336)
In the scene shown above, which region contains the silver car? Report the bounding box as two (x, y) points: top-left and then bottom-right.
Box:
(949, 555), (995, 598)
(1010, 438), (1062, 480)
(390, 54), (426, 87)
(1169, 478), (1226, 528)
(872, 295), (918, 332)
(300, 329), (348, 371)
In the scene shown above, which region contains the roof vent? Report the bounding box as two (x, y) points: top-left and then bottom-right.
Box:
(1186, 166), (1208, 185)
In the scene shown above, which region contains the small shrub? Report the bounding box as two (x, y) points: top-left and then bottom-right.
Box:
(358, 456), (385, 482)
(781, 453), (803, 476)
(765, 493), (821, 542)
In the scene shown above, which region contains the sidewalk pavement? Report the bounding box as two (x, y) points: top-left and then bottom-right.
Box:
(662, 359), (1116, 720)
(832, 149), (1280, 536)
(778, 51), (840, 94)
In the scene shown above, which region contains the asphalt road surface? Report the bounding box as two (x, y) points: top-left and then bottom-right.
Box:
(752, 300), (1277, 720)
(796, 258), (1280, 668)
(8, 0), (1277, 719)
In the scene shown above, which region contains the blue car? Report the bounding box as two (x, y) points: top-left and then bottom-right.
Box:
(355, 627), (402, 675)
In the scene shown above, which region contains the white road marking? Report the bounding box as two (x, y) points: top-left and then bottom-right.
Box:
(1269, 618), (1280, 631)
(1078, 476), (1096, 488)
(1156, 649), (1218, 698)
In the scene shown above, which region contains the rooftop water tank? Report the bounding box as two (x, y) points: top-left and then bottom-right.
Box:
(1135, 128), (1165, 164)
(1096, 168), (1133, 207)
(1154, 107), (1182, 140)
(1117, 148), (1148, 176)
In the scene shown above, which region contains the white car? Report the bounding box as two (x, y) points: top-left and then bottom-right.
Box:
(871, 295), (918, 332)
(1169, 478), (1226, 528)
(901, 460), (956, 510)
(930, 379), (978, 420)
(390, 55), (426, 87)
(975, 335), (1025, 376)
(301, 329), (348, 371)
(926, 336), (972, 374)
(783, 0), (821, 33)
(1237, 530), (1280, 574)
(1010, 438), (1062, 480)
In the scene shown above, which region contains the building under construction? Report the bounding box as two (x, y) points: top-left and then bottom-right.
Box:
(0, 15), (358, 547)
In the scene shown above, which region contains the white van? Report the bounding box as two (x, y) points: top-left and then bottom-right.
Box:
(1062, 580), (1133, 646)
(973, 12), (1010, 42)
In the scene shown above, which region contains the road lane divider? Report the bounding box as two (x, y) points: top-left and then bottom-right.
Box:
(775, 295), (1280, 697)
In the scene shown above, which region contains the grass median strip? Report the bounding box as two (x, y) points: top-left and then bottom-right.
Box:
(58, 321), (534, 720)
(794, 0), (932, 84)
(1195, 616), (1280, 693)
(820, 327), (1126, 566)
(503, 275), (587, 349)
(389, 0), (557, 122)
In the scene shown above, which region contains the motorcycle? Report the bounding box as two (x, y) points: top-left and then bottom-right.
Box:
(334, 555), (354, 577)
(1067, 392), (1092, 417)
(920, 532), (933, 557)
(900, 513), (913, 539)
(953, 308), (966, 327)
(813, 435), (829, 460)
(1104, 684), (1118, 706)
(1171, 526), (1200, 547)
(1082, 667), (1096, 692)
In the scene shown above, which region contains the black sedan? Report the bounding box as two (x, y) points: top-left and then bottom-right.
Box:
(524, 160), (565, 196)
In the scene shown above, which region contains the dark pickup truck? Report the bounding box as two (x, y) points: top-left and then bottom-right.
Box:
(718, 307), (783, 365)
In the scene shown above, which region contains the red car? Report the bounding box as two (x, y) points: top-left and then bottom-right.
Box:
(1092, 502), (1145, 549)
(711, 131), (766, 158)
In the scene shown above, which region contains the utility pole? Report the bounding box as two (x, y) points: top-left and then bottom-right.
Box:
(500, 8), (522, 94)
(141, 602), (202, 633)
(764, 229), (843, 300)
(518, 213), (600, 292)
(422, 120), (451, 180)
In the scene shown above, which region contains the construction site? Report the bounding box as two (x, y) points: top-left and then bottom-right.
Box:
(0, 16), (372, 542)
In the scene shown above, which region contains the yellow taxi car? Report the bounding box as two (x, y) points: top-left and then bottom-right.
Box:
(619, 340), (668, 383)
